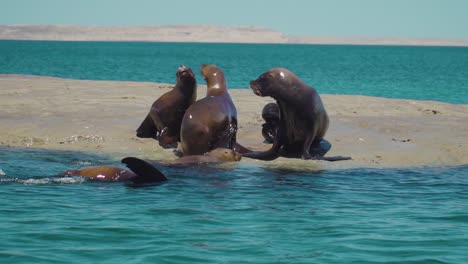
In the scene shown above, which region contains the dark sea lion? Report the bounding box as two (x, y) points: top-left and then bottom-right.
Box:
(244, 68), (351, 161)
(180, 64), (245, 156)
(136, 65), (197, 148)
(57, 164), (167, 183)
(261, 102), (280, 143)
(260, 102), (333, 156)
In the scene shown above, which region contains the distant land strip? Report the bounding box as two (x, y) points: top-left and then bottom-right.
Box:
(1, 25), (468, 46)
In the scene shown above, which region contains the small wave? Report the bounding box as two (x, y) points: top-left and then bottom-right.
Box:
(0, 176), (87, 185)
(71, 161), (93, 166)
(52, 177), (87, 184)
(0, 168), (5, 176)
(23, 178), (53, 185)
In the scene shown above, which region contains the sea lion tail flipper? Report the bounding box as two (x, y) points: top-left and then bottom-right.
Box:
(121, 157), (168, 183)
(243, 149), (280, 161)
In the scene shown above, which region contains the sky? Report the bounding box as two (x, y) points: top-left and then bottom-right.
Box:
(1, 0), (467, 38)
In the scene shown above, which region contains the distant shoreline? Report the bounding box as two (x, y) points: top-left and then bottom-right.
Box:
(1, 25), (468, 47)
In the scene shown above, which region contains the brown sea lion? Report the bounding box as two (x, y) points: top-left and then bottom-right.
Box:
(57, 164), (167, 183)
(165, 148), (242, 165)
(136, 65), (197, 148)
(180, 64), (244, 156)
(244, 68), (351, 161)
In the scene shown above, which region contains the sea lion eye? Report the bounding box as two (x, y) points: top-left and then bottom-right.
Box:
(259, 74), (269, 83)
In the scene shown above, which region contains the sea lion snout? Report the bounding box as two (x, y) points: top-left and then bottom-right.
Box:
(250, 80), (263, 96)
(200, 64), (220, 78)
(177, 65), (194, 79)
(178, 65), (189, 71)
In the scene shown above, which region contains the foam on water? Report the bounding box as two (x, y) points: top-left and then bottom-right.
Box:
(22, 176), (87, 185)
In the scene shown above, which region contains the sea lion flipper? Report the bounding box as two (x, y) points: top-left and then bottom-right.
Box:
(233, 142), (251, 154)
(243, 147), (280, 161)
(136, 114), (158, 139)
(243, 126), (283, 161)
(317, 156), (352, 162)
(121, 157), (168, 183)
(159, 127), (178, 149)
(309, 139), (332, 157)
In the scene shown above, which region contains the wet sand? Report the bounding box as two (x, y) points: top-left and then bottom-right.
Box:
(1, 74), (467, 170)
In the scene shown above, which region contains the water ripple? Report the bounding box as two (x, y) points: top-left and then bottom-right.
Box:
(1, 148), (468, 263)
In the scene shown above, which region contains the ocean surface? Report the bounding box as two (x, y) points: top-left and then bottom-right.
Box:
(1, 41), (467, 263)
(1, 148), (467, 263)
(0, 40), (467, 103)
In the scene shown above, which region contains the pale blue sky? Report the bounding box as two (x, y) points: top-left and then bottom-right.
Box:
(1, 0), (467, 38)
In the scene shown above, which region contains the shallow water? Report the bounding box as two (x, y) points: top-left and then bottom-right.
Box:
(1, 40), (467, 262)
(1, 40), (468, 103)
(1, 147), (467, 263)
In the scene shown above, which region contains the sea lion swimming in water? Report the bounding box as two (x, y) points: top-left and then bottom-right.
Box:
(244, 68), (351, 161)
(179, 64), (246, 156)
(57, 164), (167, 184)
(136, 65), (197, 148)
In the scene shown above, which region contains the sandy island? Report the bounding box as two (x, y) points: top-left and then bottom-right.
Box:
(2, 25), (468, 46)
(1, 74), (467, 170)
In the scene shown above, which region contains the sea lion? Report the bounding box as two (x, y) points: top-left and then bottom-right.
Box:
(180, 64), (243, 156)
(261, 102), (280, 143)
(136, 65), (197, 148)
(244, 68), (351, 161)
(57, 164), (167, 183)
(165, 148), (242, 165)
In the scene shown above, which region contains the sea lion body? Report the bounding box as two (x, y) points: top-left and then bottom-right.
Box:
(58, 164), (167, 183)
(58, 166), (138, 182)
(245, 68), (350, 161)
(180, 64), (239, 156)
(165, 148), (242, 165)
(136, 65), (197, 148)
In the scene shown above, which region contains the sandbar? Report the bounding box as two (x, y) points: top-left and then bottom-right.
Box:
(1, 74), (467, 170)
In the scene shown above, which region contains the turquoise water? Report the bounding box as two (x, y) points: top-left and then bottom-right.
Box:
(1, 41), (468, 262)
(1, 40), (467, 103)
(1, 147), (467, 263)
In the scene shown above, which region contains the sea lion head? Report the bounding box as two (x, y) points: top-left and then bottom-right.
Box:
(176, 65), (196, 88)
(200, 64), (226, 96)
(261, 102), (280, 123)
(250, 68), (294, 97)
(261, 102), (280, 143)
(207, 148), (242, 162)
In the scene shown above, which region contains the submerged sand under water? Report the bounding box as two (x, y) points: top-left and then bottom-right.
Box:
(1, 74), (467, 170)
